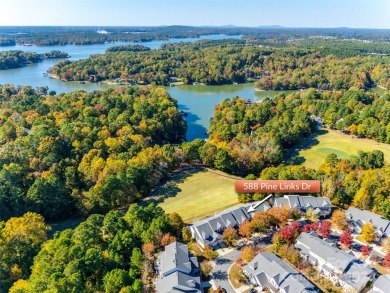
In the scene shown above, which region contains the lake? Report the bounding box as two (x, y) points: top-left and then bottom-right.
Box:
(0, 34), (290, 140)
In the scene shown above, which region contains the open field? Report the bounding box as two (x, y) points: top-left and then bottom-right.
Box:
(289, 129), (390, 169)
(144, 167), (240, 223)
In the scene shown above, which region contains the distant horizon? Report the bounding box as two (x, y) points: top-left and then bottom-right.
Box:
(1, 0), (389, 29)
(0, 25), (389, 30)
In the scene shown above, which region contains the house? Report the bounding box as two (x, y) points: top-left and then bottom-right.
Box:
(155, 241), (202, 293)
(243, 252), (317, 292)
(367, 274), (390, 293)
(189, 201), (271, 248)
(295, 232), (376, 292)
(346, 207), (390, 239)
(273, 195), (332, 218)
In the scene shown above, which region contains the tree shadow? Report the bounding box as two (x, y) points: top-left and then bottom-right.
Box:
(286, 129), (328, 165)
(213, 270), (229, 281)
(142, 167), (208, 206)
(215, 258), (232, 265)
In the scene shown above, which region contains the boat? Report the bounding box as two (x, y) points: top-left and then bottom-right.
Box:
(79, 81), (85, 84)
(180, 111), (188, 117)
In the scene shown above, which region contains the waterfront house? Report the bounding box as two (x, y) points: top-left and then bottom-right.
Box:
(346, 207), (390, 239)
(155, 241), (202, 293)
(273, 195), (332, 218)
(295, 232), (376, 292)
(243, 252), (317, 292)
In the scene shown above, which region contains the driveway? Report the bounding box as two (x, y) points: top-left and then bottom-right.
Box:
(212, 249), (242, 293)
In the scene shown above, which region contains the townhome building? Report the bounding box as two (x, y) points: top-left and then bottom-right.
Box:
(155, 241), (202, 293)
(273, 195), (332, 218)
(243, 252), (317, 292)
(189, 201), (270, 248)
(346, 207), (390, 239)
(295, 232), (376, 292)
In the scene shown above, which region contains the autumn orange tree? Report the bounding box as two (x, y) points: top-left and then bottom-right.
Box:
(331, 210), (348, 230)
(241, 246), (256, 262)
(222, 227), (238, 247)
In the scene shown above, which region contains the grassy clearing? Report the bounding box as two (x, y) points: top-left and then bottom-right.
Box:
(289, 129), (390, 169)
(145, 167), (240, 223)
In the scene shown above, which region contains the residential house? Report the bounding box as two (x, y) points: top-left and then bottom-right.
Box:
(367, 274), (390, 293)
(295, 232), (376, 292)
(243, 252), (317, 292)
(155, 241), (202, 293)
(346, 207), (390, 239)
(189, 201), (270, 248)
(273, 195), (332, 218)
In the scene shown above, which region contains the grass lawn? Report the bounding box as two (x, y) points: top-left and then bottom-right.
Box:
(229, 263), (248, 289)
(144, 167), (241, 223)
(288, 129), (390, 169)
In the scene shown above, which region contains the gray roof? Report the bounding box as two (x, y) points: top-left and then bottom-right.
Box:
(156, 242), (201, 293)
(368, 274), (390, 293)
(243, 252), (316, 293)
(274, 195), (331, 210)
(190, 201), (270, 247)
(296, 232), (375, 291)
(296, 232), (354, 272)
(158, 241), (198, 276)
(346, 207), (390, 234)
(341, 261), (375, 292)
(155, 271), (201, 293)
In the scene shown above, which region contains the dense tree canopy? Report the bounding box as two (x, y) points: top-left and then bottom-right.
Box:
(0, 212), (50, 292)
(0, 50), (69, 70)
(7, 204), (182, 293)
(0, 86), (186, 221)
(49, 41), (390, 90)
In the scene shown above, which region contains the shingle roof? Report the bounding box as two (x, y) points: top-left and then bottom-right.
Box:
(346, 207), (390, 234)
(158, 241), (198, 276)
(243, 252), (316, 293)
(190, 201), (270, 247)
(156, 242), (201, 293)
(274, 195), (331, 210)
(368, 274), (390, 293)
(296, 232), (354, 272)
(296, 232), (375, 291)
(155, 271), (201, 293)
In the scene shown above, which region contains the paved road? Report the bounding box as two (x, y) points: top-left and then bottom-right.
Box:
(212, 249), (242, 293)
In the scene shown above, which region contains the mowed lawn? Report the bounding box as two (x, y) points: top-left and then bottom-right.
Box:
(147, 167), (240, 223)
(294, 130), (390, 169)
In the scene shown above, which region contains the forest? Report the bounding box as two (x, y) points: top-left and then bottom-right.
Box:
(206, 89), (390, 176)
(0, 50), (69, 70)
(48, 41), (390, 89)
(0, 205), (185, 293)
(0, 85), (186, 222)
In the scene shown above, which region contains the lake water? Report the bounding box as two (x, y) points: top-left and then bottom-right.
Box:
(0, 34), (290, 140)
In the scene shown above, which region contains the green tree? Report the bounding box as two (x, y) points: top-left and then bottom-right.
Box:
(103, 269), (131, 293)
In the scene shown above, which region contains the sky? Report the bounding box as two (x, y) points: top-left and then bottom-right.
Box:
(0, 0), (389, 29)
